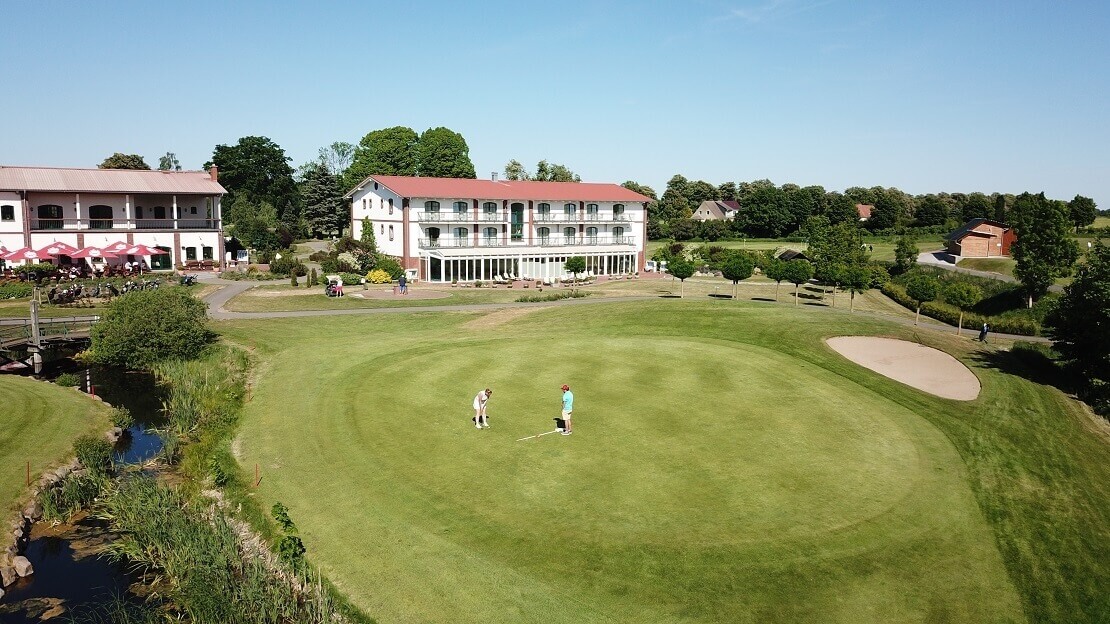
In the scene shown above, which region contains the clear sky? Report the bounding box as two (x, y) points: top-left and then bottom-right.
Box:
(2, 1), (1107, 207)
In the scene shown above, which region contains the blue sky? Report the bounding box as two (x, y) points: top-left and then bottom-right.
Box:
(2, 1), (1108, 207)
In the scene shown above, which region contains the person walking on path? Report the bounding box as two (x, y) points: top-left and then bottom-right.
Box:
(560, 384), (574, 436)
(978, 322), (990, 342)
(399, 274), (407, 295)
(473, 388), (492, 429)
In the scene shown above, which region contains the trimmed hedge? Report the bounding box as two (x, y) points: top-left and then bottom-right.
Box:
(881, 282), (1039, 335)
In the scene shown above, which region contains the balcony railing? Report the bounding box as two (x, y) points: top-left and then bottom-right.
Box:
(539, 236), (635, 247)
(417, 211), (472, 222)
(479, 212), (505, 222)
(30, 218), (220, 231)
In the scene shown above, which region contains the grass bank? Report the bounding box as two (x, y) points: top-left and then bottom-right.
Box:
(0, 376), (109, 514)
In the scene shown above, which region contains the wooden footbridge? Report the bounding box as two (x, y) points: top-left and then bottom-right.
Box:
(0, 296), (99, 373)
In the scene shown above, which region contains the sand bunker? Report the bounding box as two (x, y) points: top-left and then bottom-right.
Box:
(826, 336), (980, 401)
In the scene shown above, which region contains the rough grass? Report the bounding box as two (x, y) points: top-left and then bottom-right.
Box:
(218, 302), (1110, 623)
(646, 237), (947, 262)
(0, 375), (110, 513)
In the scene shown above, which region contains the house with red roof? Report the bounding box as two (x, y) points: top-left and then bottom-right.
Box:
(345, 175), (652, 282)
(945, 218), (1015, 258)
(0, 165), (226, 270)
(856, 204), (873, 221)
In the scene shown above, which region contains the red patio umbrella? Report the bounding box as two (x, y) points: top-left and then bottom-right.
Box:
(103, 241), (131, 253)
(5, 247), (55, 261)
(121, 244), (170, 274)
(69, 246), (118, 259)
(36, 242), (79, 256)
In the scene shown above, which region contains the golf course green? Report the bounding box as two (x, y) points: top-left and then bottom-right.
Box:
(218, 301), (1109, 623)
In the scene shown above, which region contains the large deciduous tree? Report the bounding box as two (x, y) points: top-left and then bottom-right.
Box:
(914, 194), (951, 227)
(1011, 192), (1079, 306)
(621, 181), (657, 200)
(1045, 239), (1110, 414)
(504, 159), (529, 181)
(300, 162), (347, 238)
(415, 127), (476, 178)
(1068, 195), (1098, 231)
(318, 141), (355, 178)
(345, 127), (420, 189)
(533, 160), (580, 182)
(207, 136), (298, 226)
(100, 153), (150, 170)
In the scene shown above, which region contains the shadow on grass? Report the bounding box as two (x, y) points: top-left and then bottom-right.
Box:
(969, 344), (1073, 394)
(751, 297), (777, 302)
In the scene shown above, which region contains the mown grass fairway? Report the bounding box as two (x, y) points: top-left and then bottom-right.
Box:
(0, 376), (109, 513)
(220, 302), (1109, 623)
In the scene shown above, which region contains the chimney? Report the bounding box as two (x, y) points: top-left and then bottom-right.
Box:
(209, 165), (218, 181)
(491, 171), (498, 182)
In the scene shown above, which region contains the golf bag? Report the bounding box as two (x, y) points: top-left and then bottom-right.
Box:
(554, 417), (566, 431)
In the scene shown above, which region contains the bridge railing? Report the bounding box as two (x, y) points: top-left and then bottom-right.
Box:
(0, 316), (100, 349)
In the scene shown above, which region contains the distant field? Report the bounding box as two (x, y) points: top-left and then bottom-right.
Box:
(647, 236), (946, 263)
(1092, 215), (1110, 228)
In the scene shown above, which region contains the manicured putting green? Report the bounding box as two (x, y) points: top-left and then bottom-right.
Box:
(229, 305), (1028, 623)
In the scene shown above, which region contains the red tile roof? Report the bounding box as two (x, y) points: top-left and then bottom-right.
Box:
(349, 175), (653, 203)
(0, 166), (226, 194)
(856, 203), (873, 219)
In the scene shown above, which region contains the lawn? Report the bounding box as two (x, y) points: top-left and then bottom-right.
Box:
(0, 376), (109, 514)
(218, 301), (1109, 623)
(958, 257), (1016, 277)
(1092, 215), (1110, 228)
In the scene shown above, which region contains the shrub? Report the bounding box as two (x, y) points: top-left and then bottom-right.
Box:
(308, 251), (330, 262)
(290, 273), (298, 287)
(367, 268), (391, 284)
(41, 473), (104, 523)
(881, 282), (1040, 335)
(338, 272), (364, 285)
(516, 290), (590, 303)
(268, 256), (307, 277)
(88, 287), (214, 369)
(0, 282), (34, 298)
(110, 407), (135, 430)
(55, 372), (81, 387)
(74, 434), (113, 476)
(376, 255), (404, 279)
(208, 455), (230, 486)
(309, 268), (318, 286)
(271, 502), (298, 534)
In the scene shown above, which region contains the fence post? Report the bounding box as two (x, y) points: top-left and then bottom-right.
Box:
(254, 463), (261, 488)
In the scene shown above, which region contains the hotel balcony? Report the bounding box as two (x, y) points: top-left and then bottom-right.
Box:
(536, 213), (629, 222)
(538, 236), (635, 247)
(418, 236), (634, 249)
(30, 218), (221, 231)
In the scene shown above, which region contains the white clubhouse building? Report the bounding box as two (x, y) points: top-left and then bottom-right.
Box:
(346, 175), (651, 283)
(0, 166), (226, 269)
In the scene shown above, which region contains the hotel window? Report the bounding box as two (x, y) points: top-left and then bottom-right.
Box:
(586, 226), (598, 243)
(510, 203), (524, 240)
(453, 227), (468, 244)
(154, 206), (166, 220)
(586, 203), (598, 219)
(185, 247), (197, 261)
(537, 203), (551, 219)
(380, 223), (384, 234)
(538, 226), (551, 244)
(425, 200), (440, 213)
(0, 205), (14, 221)
(362, 199), (367, 211)
(483, 201), (498, 220)
(389, 225), (394, 241)
(388, 198), (394, 214)
(190, 206), (197, 215)
(88, 205), (113, 230)
(202, 246), (214, 260)
(36, 205), (64, 229)
(563, 227), (576, 243)
(613, 204), (625, 219)
(483, 227), (498, 243)
(613, 226), (625, 242)
(563, 203), (575, 219)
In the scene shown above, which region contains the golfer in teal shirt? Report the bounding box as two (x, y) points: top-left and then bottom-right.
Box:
(560, 384), (574, 436)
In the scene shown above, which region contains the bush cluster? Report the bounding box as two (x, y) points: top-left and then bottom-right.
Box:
(110, 407), (135, 430)
(0, 282), (34, 298)
(366, 269), (391, 284)
(74, 434), (114, 476)
(87, 287), (214, 369)
(338, 272), (364, 285)
(41, 473), (104, 524)
(268, 256), (307, 277)
(516, 290), (590, 303)
(881, 282), (1039, 335)
(55, 372), (81, 387)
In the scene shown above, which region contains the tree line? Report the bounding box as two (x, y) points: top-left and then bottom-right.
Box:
(636, 174), (1099, 241)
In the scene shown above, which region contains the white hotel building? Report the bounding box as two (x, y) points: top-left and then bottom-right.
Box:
(0, 166), (226, 269)
(347, 175), (651, 283)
